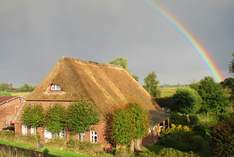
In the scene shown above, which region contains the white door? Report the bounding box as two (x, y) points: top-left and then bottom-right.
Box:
(22, 125), (28, 135)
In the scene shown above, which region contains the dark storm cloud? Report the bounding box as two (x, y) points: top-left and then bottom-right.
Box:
(0, 0), (233, 85)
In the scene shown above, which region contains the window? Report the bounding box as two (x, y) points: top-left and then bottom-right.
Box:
(30, 127), (36, 135)
(59, 130), (66, 138)
(50, 84), (61, 91)
(44, 129), (53, 139)
(22, 125), (28, 136)
(90, 131), (98, 143)
(79, 133), (85, 142)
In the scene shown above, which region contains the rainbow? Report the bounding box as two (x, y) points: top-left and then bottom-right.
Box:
(146, 0), (225, 82)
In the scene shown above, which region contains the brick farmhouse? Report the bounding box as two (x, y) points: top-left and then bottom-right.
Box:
(13, 57), (166, 146)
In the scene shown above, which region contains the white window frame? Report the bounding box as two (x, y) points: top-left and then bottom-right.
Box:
(30, 127), (37, 136)
(44, 129), (53, 139)
(22, 125), (28, 136)
(59, 130), (66, 138)
(78, 133), (85, 142)
(50, 84), (61, 91)
(90, 131), (98, 143)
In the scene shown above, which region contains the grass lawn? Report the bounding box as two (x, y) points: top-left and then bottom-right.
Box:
(0, 132), (111, 157)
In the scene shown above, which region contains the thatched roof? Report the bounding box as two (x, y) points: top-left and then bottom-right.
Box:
(26, 57), (162, 115)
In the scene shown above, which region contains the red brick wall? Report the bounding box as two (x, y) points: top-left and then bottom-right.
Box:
(16, 101), (109, 145)
(0, 97), (24, 130)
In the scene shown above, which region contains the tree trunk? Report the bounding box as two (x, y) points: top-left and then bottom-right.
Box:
(130, 140), (135, 153)
(134, 138), (142, 151)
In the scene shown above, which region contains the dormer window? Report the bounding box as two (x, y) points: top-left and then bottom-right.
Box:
(50, 84), (61, 91)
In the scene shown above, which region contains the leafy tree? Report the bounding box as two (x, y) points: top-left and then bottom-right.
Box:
(171, 88), (202, 114)
(44, 104), (66, 135)
(17, 84), (35, 92)
(112, 109), (133, 145)
(230, 53), (234, 73)
(0, 83), (13, 91)
(191, 77), (229, 118)
(221, 78), (234, 103)
(22, 105), (44, 128)
(109, 57), (139, 81)
(66, 99), (99, 133)
(128, 103), (148, 139)
(143, 72), (160, 98)
(112, 103), (149, 150)
(128, 103), (149, 151)
(109, 58), (128, 70)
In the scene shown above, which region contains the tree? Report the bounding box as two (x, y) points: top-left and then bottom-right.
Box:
(171, 88), (202, 114)
(230, 53), (234, 73)
(191, 77), (229, 118)
(127, 103), (149, 151)
(0, 83), (13, 91)
(109, 57), (139, 81)
(143, 72), (160, 98)
(221, 78), (234, 103)
(22, 104), (44, 128)
(18, 84), (35, 92)
(109, 58), (128, 70)
(66, 99), (99, 134)
(44, 105), (66, 136)
(112, 103), (149, 151)
(112, 109), (133, 146)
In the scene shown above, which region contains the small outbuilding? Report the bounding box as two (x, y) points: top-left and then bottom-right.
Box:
(0, 96), (24, 131)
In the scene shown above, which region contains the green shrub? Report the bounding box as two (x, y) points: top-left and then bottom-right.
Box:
(136, 148), (199, 157)
(171, 88), (202, 114)
(42, 147), (49, 154)
(158, 131), (209, 156)
(170, 113), (198, 126)
(192, 124), (211, 139)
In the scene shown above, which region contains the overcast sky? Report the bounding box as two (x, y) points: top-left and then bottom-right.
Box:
(0, 0), (233, 85)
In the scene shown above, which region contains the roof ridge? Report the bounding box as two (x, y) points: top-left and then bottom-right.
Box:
(59, 56), (126, 70)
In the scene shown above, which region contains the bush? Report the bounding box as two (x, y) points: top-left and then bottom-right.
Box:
(192, 124), (211, 139)
(211, 116), (234, 157)
(136, 148), (199, 157)
(158, 130), (209, 156)
(170, 113), (199, 126)
(171, 88), (202, 114)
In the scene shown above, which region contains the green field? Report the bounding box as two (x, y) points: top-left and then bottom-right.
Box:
(10, 92), (30, 97)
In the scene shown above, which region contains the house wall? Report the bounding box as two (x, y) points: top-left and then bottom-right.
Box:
(0, 97), (24, 130)
(15, 101), (108, 145)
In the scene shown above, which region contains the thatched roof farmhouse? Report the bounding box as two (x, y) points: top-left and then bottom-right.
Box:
(15, 57), (165, 145)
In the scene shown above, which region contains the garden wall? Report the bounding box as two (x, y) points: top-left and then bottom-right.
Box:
(0, 144), (58, 157)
